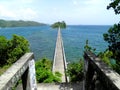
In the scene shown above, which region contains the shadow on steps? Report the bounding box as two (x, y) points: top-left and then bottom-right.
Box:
(37, 81), (83, 90)
(16, 81), (83, 90)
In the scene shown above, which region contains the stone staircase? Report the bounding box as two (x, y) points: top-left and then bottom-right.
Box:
(37, 82), (83, 90)
(16, 82), (83, 90)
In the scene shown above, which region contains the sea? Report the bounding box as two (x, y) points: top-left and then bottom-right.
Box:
(0, 25), (111, 62)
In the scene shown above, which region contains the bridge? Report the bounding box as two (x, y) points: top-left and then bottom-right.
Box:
(0, 29), (120, 90)
(52, 27), (68, 82)
(0, 52), (120, 90)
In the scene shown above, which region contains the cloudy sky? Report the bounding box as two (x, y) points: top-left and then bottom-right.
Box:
(0, 0), (119, 25)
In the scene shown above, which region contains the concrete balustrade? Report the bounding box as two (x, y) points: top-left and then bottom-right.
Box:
(84, 51), (120, 90)
(0, 53), (35, 90)
(1, 47), (120, 90)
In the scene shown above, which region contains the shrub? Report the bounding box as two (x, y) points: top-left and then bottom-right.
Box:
(0, 35), (29, 66)
(66, 60), (83, 82)
(35, 58), (61, 83)
(7, 34), (29, 64)
(98, 50), (113, 66)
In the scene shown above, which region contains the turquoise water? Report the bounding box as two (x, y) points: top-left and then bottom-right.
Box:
(0, 25), (110, 62)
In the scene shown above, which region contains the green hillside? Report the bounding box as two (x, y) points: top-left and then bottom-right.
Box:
(0, 19), (46, 28)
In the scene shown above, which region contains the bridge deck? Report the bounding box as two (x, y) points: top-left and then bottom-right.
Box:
(52, 28), (67, 82)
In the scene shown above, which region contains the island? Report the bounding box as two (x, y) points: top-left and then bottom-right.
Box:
(0, 19), (46, 28)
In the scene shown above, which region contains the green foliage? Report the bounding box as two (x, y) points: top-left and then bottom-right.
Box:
(0, 35), (30, 66)
(55, 71), (62, 77)
(0, 65), (10, 75)
(98, 50), (113, 66)
(35, 58), (62, 83)
(112, 61), (120, 74)
(0, 19), (46, 28)
(107, 0), (120, 14)
(7, 35), (30, 64)
(66, 60), (83, 82)
(51, 21), (66, 29)
(0, 36), (8, 65)
(84, 40), (91, 51)
(103, 24), (120, 61)
(0, 20), (6, 28)
(105, 0), (120, 74)
(84, 40), (96, 52)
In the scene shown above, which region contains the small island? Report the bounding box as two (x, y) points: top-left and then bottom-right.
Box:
(0, 19), (46, 28)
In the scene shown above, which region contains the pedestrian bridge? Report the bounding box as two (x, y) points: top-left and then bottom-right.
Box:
(0, 52), (120, 90)
(0, 28), (120, 90)
(52, 28), (68, 82)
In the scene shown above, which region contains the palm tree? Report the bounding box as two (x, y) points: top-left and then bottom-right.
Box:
(51, 21), (66, 29)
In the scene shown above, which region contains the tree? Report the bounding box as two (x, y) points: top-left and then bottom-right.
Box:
(7, 35), (30, 64)
(0, 20), (6, 28)
(103, 24), (120, 61)
(107, 0), (120, 14)
(0, 19), (46, 28)
(103, 0), (120, 74)
(0, 35), (30, 66)
(51, 21), (66, 29)
(0, 36), (8, 65)
(104, 0), (120, 61)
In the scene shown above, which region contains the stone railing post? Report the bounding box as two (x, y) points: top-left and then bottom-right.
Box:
(84, 51), (95, 90)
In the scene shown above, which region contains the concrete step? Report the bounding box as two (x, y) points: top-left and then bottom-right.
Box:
(16, 82), (83, 90)
(37, 82), (83, 90)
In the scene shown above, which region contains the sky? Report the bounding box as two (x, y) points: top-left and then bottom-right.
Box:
(0, 0), (119, 25)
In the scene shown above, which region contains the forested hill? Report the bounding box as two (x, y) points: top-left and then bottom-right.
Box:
(0, 19), (47, 28)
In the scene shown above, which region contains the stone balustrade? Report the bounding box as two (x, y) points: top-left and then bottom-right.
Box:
(0, 53), (35, 90)
(1, 51), (120, 90)
(84, 51), (120, 90)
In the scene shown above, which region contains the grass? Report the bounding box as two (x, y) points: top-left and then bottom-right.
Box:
(0, 65), (10, 75)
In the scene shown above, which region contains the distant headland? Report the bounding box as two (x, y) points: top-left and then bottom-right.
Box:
(0, 19), (47, 28)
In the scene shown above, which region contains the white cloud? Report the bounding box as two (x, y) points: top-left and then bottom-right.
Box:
(72, 0), (81, 6)
(73, 1), (77, 5)
(0, 4), (39, 20)
(18, 8), (38, 20)
(0, 0), (118, 24)
(0, 5), (16, 19)
(84, 0), (101, 5)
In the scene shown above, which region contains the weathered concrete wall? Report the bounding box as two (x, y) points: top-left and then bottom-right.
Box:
(84, 51), (120, 90)
(0, 53), (34, 90)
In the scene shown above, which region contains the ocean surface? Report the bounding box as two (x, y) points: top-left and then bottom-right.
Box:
(0, 25), (111, 62)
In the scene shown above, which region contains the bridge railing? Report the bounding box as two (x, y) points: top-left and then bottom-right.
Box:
(60, 30), (69, 82)
(84, 51), (120, 90)
(0, 52), (37, 90)
(52, 28), (68, 82)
